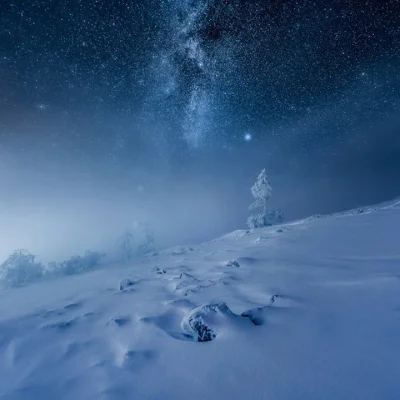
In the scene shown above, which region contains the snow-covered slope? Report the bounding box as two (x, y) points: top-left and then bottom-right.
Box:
(1, 200), (400, 399)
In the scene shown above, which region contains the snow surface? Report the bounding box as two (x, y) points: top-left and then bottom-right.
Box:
(1, 200), (400, 399)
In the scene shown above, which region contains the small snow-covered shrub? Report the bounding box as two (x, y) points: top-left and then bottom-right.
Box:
(265, 209), (284, 225)
(247, 210), (284, 229)
(51, 250), (104, 276)
(247, 213), (267, 229)
(0, 250), (45, 288)
(0, 248), (105, 289)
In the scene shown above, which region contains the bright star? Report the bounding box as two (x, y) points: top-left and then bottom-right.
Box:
(244, 133), (252, 141)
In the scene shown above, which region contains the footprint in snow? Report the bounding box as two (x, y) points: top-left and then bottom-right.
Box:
(141, 308), (193, 341)
(64, 340), (93, 358)
(165, 299), (197, 311)
(39, 309), (66, 319)
(221, 257), (257, 268)
(122, 350), (157, 370)
(173, 273), (200, 288)
(169, 273), (222, 296)
(41, 319), (76, 331)
(241, 294), (293, 325)
(241, 307), (268, 326)
(64, 302), (82, 311)
(237, 256), (258, 264)
(182, 284), (216, 297)
(109, 316), (132, 328)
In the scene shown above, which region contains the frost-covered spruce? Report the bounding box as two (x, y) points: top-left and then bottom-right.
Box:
(250, 168), (272, 214)
(247, 169), (283, 228)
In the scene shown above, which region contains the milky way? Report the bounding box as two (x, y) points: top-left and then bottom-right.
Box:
(0, 0), (399, 198)
(147, 0), (240, 147)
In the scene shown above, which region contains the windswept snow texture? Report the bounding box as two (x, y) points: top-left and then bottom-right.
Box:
(1, 200), (400, 399)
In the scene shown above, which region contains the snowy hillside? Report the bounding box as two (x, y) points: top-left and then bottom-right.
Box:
(1, 200), (400, 399)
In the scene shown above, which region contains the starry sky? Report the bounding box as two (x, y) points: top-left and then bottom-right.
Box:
(0, 0), (399, 256)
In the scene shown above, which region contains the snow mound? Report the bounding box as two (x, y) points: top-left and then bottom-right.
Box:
(151, 266), (166, 274)
(241, 295), (281, 325)
(171, 272), (218, 296)
(225, 259), (241, 268)
(181, 302), (258, 342)
(162, 246), (196, 256)
(181, 303), (235, 342)
(119, 278), (135, 291)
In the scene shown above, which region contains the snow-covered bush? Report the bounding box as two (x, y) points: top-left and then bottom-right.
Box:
(247, 210), (284, 229)
(265, 209), (284, 225)
(50, 250), (104, 276)
(0, 248), (105, 288)
(247, 169), (283, 228)
(115, 222), (156, 262)
(247, 213), (267, 229)
(0, 250), (45, 288)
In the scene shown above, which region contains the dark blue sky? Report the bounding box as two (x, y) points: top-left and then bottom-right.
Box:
(0, 0), (399, 253)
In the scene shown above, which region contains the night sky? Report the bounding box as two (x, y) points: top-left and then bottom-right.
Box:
(0, 0), (399, 256)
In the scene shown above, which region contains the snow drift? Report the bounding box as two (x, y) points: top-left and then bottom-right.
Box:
(0, 198), (400, 399)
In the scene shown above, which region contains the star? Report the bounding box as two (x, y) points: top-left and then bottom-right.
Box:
(244, 133), (252, 142)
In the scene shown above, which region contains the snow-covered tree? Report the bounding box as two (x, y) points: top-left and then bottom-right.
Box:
(249, 169), (272, 214)
(137, 230), (156, 255)
(115, 222), (156, 262)
(119, 229), (135, 261)
(247, 169), (283, 229)
(0, 249), (44, 288)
